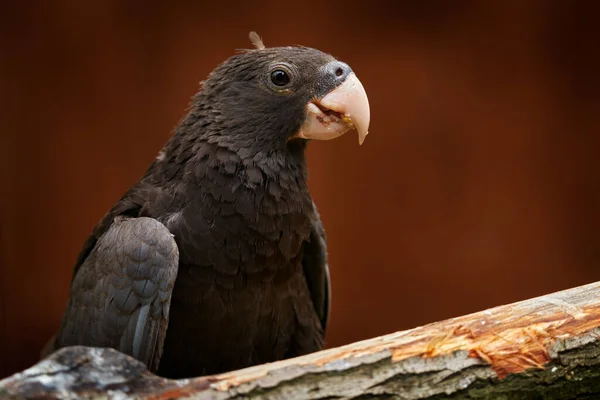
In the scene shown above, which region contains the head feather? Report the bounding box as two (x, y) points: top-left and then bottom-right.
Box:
(249, 31), (265, 50)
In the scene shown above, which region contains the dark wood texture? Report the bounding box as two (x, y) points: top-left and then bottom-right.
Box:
(4, 281), (600, 399)
(1, 1), (600, 378)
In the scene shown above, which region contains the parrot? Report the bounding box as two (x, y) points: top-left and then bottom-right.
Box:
(50, 32), (370, 379)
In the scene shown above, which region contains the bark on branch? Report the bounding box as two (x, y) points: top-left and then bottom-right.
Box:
(3, 282), (600, 399)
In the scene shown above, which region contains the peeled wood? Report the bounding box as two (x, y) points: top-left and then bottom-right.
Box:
(3, 282), (600, 399)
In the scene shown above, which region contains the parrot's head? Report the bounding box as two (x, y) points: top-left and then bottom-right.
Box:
(193, 32), (370, 154)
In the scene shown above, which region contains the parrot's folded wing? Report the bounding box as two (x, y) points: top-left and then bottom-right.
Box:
(302, 203), (330, 333)
(54, 216), (179, 372)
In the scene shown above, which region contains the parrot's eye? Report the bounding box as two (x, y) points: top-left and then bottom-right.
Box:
(270, 69), (290, 86)
(267, 63), (296, 91)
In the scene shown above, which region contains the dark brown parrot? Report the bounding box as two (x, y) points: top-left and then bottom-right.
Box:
(49, 32), (370, 379)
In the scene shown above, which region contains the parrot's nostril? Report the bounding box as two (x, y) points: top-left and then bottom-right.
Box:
(328, 62), (352, 82)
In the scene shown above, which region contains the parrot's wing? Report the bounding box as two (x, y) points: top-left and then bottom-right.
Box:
(55, 216), (179, 372)
(302, 203), (331, 332)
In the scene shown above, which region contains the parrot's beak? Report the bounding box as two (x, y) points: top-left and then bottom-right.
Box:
(297, 73), (371, 145)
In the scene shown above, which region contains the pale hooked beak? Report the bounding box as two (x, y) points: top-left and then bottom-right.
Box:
(297, 73), (371, 145)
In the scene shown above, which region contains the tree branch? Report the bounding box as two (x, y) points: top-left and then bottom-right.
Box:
(3, 282), (600, 399)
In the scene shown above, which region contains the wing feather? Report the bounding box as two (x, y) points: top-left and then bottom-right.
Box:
(54, 216), (179, 372)
(302, 203), (331, 332)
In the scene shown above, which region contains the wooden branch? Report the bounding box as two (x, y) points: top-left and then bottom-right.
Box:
(3, 282), (600, 399)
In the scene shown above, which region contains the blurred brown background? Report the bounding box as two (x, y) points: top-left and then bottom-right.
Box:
(1, 1), (599, 378)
